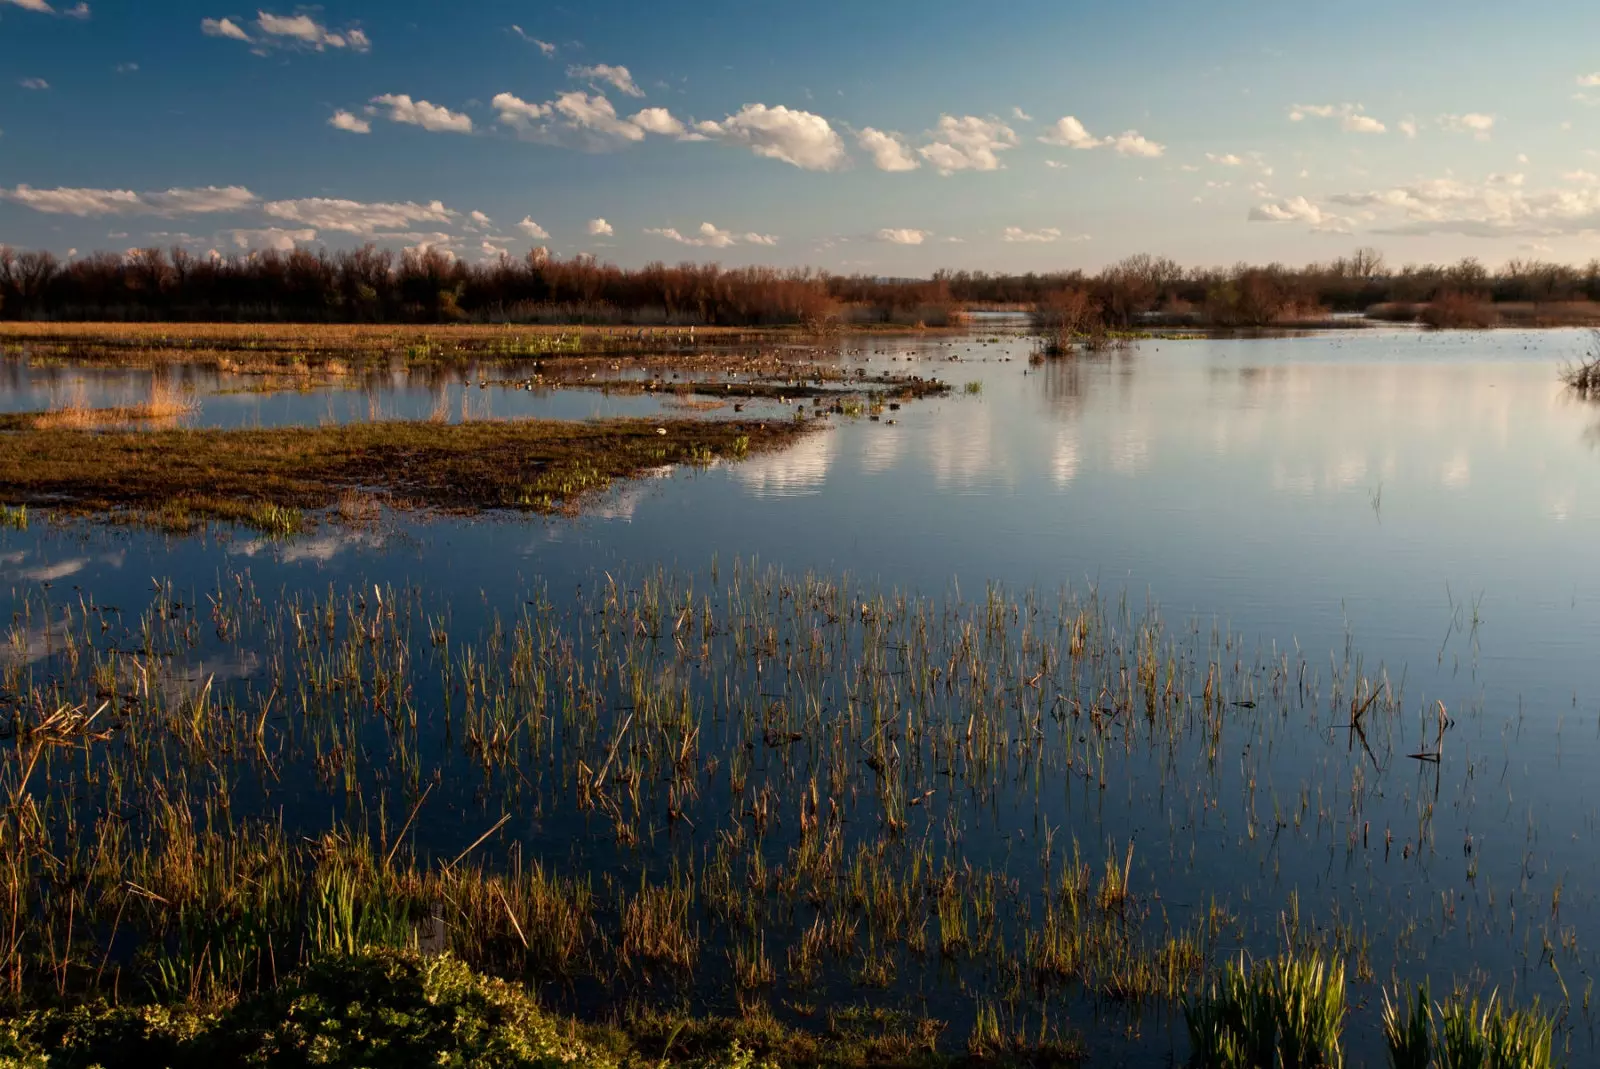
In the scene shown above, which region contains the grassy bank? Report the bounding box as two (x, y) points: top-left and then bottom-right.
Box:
(0, 415), (807, 530)
(0, 949), (1006, 1069)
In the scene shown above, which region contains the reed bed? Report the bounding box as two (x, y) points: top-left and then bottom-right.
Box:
(0, 562), (1579, 1062)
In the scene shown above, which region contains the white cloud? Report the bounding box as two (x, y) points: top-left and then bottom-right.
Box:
(552, 90), (646, 142)
(643, 222), (776, 248)
(2, 0), (86, 13)
(1002, 226), (1064, 243)
(856, 127), (920, 172)
(1249, 196), (1328, 224)
(1206, 152), (1243, 166)
(328, 109), (371, 134)
(255, 11), (370, 52)
(568, 63), (643, 98)
(875, 228), (929, 245)
(1012, 106), (1033, 122)
(230, 227), (316, 252)
(1039, 116), (1163, 157)
(1039, 116), (1100, 149)
(201, 16), (250, 40)
(1563, 170), (1600, 185)
(467, 210), (492, 227)
(481, 241), (508, 259)
(263, 197), (456, 234)
(1289, 103), (1385, 133)
(919, 114), (1018, 174)
(588, 218), (614, 237)
(1578, 73), (1600, 88)
(1343, 114), (1386, 134)
(1398, 117), (1419, 139)
(1, 184), (256, 217)
(1326, 175), (1600, 236)
(631, 107), (687, 136)
(696, 103), (846, 170)
(492, 92), (551, 129)
(517, 216), (550, 239)
(1044, 160), (1068, 170)
(19, 78), (49, 90)
(369, 94), (472, 134)
(1106, 130), (1164, 157)
(1439, 112), (1494, 139)
(511, 26), (556, 56)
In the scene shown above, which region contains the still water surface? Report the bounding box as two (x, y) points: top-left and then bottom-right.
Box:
(5, 326), (1599, 1064)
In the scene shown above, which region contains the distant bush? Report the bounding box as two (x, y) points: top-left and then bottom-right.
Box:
(1419, 291), (1498, 329)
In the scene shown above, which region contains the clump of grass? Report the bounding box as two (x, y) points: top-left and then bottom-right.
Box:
(1381, 983), (1432, 1069)
(1184, 950), (1345, 1068)
(621, 878), (698, 971)
(1406, 988), (1559, 1069)
(0, 503), (24, 530)
(247, 502), (304, 537)
(30, 378), (197, 431)
(1561, 329), (1600, 397)
(962, 380), (983, 395)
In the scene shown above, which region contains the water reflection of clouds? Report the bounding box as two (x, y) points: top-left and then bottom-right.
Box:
(1051, 429), (1080, 488)
(232, 530), (388, 564)
(3, 550), (127, 584)
(589, 466), (674, 521)
(860, 426), (907, 475)
(733, 431), (837, 497)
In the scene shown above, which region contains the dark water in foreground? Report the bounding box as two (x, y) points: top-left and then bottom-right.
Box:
(5, 326), (1600, 1065)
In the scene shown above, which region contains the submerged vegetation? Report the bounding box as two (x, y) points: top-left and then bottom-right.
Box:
(0, 416), (805, 529)
(0, 556), (1580, 1064)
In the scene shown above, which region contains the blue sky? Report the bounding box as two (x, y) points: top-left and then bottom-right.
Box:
(4, 0), (1600, 272)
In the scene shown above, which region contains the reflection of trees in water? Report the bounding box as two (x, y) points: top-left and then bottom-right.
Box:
(1036, 351), (1133, 417)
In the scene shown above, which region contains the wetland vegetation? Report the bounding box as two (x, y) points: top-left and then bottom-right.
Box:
(0, 317), (1596, 1066)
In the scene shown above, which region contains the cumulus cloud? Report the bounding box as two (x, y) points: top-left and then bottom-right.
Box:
(1105, 131), (1164, 157)
(1439, 112), (1495, 139)
(3, 0), (88, 14)
(328, 109), (371, 134)
(1398, 117), (1419, 138)
(875, 228), (929, 245)
(588, 218), (614, 237)
(1039, 116), (1164, 157)
(1002, 226), (1064, 243)
(1289, 103), (1385, 133)
(856, 128), (920, 172)
(255, 11), (369, 51)
(1, 184), (256, 217)
(230, 227), (316, 252)
(200, 15), (249, 40)
(1206, 152), (1243, 166)
(492, 92), (551, 129)
(631, 107), (687, 136)
(1249, 196), (1335, 225)
(919, 115), (1018, 174)
(1039, 116), (1100, 149)
(569, 63), (643, 98)
(696, 104), (846, 170)
(517, 216), (550, 239)
(1246, 173), (1600, 238)
(19, 78), (49, 90)
(551, 91), (645, 142)
(644, 222), (776, 248)
(1579, 73), (1600, 88)
(263, 197), (456, 234)
(369, 94), (472, 134)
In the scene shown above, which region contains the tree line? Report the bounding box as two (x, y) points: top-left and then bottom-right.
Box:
(2, 243), (1598, 326)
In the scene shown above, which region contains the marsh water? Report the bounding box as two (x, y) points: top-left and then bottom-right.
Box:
(6, 324), (1600, 1065)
